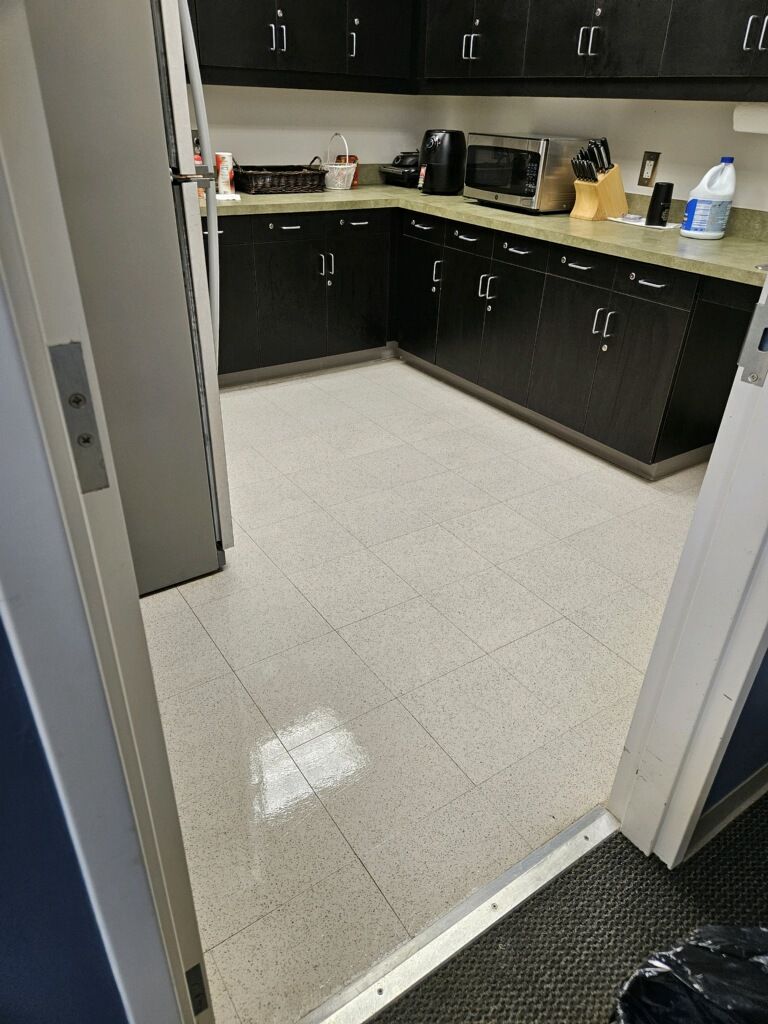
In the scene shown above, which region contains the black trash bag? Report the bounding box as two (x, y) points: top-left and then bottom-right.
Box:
(612, 926), (768, 1024)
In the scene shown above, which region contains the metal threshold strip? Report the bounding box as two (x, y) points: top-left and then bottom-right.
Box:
(301, 806), (619, 1024)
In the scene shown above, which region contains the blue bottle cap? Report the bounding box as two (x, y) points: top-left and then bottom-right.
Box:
(721, 156), (735, 164)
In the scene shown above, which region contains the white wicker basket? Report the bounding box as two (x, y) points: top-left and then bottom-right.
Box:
(322, 132), (356, 191)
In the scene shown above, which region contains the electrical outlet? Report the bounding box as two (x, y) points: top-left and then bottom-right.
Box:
(638, 151), (661, 188)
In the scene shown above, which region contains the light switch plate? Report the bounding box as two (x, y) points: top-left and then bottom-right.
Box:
(638, 151), (661, 188)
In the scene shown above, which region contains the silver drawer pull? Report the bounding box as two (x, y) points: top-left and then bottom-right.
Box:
(568, 262), (593, 271)
(269, 23), (276, 51)
(458, 233), (479, 242)
(504, 244), (531, 255)
(485, 275), (498, 300)
(587, 25), (599, 56)
(328, 251), (335, 276)
(592, 307), (606, 335)
(638, 279), (667, 290)
(462, 33), (470, 60)
(760, 15), (768, 50)
(413, 223), (433, 231)
(478, 273), (488, 297)
(281, 224), (301, 230)
(603, 310), (617, 339)
(202, 230), (224, 235)
(319, 253), (326, 277)
(577, 24), (588, 56)
(350, 220), (369, 226)
(432, 259), (443, 283)
(744, 14), (760, 50)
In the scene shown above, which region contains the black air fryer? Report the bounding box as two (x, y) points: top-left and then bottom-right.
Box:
(418, 130), (467, 195)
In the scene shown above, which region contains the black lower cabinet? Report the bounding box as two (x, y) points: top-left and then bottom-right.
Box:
(217, 243), (259, 374)
(434, 248), (491, 381)
(478, 262), (544, 405)
(583, 295), (689, 462)
(527, 275), (606, 431)
(253, 239), (327, 366)
(397, 235), (443, 362)
(327, 233), (389, 354)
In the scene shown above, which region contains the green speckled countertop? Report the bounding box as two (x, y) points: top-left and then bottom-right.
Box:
(208, 186), (768, 287)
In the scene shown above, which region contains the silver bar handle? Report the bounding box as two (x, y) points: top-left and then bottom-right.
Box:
(568, 262), (593, 271)
(202, 229), (224, 236)
(638, 279), (667, 290)
(280, 24), (287, 52)
(577, 25), (588, 56)
(603, 311), (617, 339)
(269, 23), (276, 51)
(328, 251), (335, 276)
(469, 33), (479, 59)
(503, 243), (531, 255)
(744, 14), (760, 49)
(478, 274), (488, 297)
(349, 30), (357, 58)
(462, 33), (470, 59)
(413, 223), (433, 231)
(281, 225), (301, 230)
(319, 253), (326, 277)
(350, 220), (369, 226)
(592, 307), (606, 335)
(432, 259), (443, 283)
(485, 275), (498, 300)
(759, 15), (768, 50)
(587, 25), (599, 56)
(459, 234), (479, 242)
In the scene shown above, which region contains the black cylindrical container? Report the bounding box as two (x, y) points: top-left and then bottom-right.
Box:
(646, 182), (674, 227)
(418, 130), (467, 195)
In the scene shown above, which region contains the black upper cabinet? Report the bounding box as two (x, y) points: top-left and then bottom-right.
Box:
(276, 1), (347, 73)
(661, 1), (767, 77)
(583, 295), (689, 462)
(197, 0), (277, 69)
(327, 232), (390, 354)
(253, 238), (328, 367)
(478, 261), (544, 406)
(347, 0), (414, 77)
(397, 234), (443, 362)
(523, 0), (593, 78)
(527, 275), (606, 430)
(587, 0), (672, 78)
(425, 0), (475, 78)
(434, 248), (491, 381)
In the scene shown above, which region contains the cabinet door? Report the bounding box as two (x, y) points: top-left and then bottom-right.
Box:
(397, 235), (443, 363)
(434, 249), (491, 382)
(253, 240), (327, 367)
(660, 0), (761, 77)
(277, 1), (347, 73)
(587, 0), (672, 77)
(347, 0), (413, 77)
(196, 0), (277, 69)
(327, 233), (390, 355)
(527, 275), (606, 431)
(583, 296), (689, 462)
(523, 0), (593, 77)
(471, 0), (529, 77)
(218, 244), (259, 374)
(425, 0), (475, 78)
(478, 262), (544, 406)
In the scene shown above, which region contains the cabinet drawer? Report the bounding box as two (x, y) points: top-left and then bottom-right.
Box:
(613, 261), (698, 309)
(202, 215), (252, 246)
(698, 277), (761, 312)
(549, 245), (617, 290)
(444, 220), (494, 257)
(402, 212), (446, 244)
(493, 232), (549, 273)
(326, 209), (391, 237)
(252, 213), (326, 243)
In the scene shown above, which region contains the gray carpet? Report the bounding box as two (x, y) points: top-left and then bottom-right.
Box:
(374, 796), (768, 1023)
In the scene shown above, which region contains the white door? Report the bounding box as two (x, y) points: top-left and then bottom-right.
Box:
(0, 2), (211, 1019)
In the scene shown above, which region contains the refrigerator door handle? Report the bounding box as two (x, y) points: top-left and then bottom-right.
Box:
(178, 0), (220, 356)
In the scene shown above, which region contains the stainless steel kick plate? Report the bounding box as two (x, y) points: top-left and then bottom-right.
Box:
(49, 341), (109, 493)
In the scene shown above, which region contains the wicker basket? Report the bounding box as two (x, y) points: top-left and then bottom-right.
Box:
(322, 133), (356, 191)
(233, 157), (326, 195)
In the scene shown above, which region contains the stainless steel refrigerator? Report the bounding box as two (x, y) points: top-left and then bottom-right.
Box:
(24, 0), (232, 595)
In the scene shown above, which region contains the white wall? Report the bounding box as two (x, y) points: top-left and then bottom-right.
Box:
(203, 85), (768, 211)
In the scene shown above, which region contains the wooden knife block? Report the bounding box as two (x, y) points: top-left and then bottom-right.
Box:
(570, 164), (628, 222)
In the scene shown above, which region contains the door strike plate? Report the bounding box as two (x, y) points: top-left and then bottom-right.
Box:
(738, 296), (768, 387)
(49, 341), (110, 492)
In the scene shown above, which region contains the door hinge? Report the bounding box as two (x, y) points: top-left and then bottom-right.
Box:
(738, 294), (768, 387)
(185, 962), (209, 1016)
(49, 342), (109, 493)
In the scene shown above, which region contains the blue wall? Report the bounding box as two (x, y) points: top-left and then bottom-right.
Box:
(705, 645), (768, 810)
(0, 615), (128, 1024)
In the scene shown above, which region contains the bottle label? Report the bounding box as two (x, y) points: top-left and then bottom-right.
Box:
(682, 198), (732, 234)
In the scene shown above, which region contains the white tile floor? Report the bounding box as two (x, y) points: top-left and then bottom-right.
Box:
(141, 358), (704, 1024)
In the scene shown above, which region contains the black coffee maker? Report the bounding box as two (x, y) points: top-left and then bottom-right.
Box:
(418, 130), (467, 195)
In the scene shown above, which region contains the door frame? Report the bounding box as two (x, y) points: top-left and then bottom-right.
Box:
(610, 278), (768, 867)
(0, 2), (209, 1019)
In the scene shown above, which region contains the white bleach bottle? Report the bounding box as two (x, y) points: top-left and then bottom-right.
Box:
(680, 157), (736, 240)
